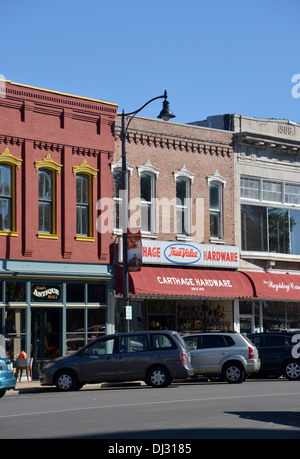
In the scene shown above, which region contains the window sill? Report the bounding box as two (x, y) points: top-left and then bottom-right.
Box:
(75, 236), (96, 242)
(37, 233), (59, 239)
(0, 231), (19, 237)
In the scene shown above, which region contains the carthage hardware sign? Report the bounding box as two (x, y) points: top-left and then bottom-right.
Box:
(120, 239), (239, 268)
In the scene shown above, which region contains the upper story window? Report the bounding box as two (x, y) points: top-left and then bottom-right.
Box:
(113, 169), (122, 230)
(76, 173), (90, 236)
(207, 170), (226, 240)
(38, 169), (54, 233)
(140, 173), (156, 233)
(241, 175), (300, 254)
(0, 148), (22, 236)
(0, 164), (12, 232)
(138, 160), (160, 235)
(35, 154), (62, 239)
(73, 159), (98, 241)
(174, 165), (194, 237)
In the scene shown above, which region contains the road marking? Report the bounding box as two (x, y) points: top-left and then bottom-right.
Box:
(1, 391), (300, 420)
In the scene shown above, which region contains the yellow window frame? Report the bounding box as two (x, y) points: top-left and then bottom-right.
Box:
(0, 148), (22, 237)
(35, 154), (62, 239)
(73, 160), (98, 241)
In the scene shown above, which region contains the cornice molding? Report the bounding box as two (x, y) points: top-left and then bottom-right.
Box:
(114, 125), (233, 157)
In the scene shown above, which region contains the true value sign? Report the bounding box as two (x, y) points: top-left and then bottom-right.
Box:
(119, 239), (239, 268)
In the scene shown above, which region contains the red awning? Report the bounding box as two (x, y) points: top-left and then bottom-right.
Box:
(116, 267), (254, 299)
(243, 271), (300, 301)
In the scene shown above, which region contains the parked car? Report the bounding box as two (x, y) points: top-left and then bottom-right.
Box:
(248, 331), (300, 380)
(40, 330), (194, 391)
(0, 343), (16, 398)
(183, 331), (260, 383)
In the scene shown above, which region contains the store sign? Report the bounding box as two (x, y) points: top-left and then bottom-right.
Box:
(31, 284), (61, 302)
(119, 239), (239, 268)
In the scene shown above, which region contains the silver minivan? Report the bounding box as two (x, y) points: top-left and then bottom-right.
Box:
(183, 331), (260, 383)
(40, 330), (193, 391)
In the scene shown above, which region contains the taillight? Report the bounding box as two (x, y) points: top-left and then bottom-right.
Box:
(0, 365), (2, 371)
(180, 351), (187, 364)
(248, 346), (255, 359)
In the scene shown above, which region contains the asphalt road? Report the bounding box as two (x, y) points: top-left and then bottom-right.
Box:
(1, 378), (300, 441)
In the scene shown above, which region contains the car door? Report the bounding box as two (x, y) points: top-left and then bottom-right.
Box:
(114, 333), (151, 380)
(190, 334), (228, 375)
(258, 335), (289, 374)
(78, 336), (117, 383)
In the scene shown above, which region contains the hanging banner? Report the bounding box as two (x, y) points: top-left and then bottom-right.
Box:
(127, 228), (142, 272)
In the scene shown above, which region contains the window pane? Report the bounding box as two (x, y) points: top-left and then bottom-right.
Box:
(210, 211), (220, 238)
(210, 183), (220, 210)
(113, 170), (122, 197)
(240, 177), (259, 200)
(6, 282), (26, 302)
(263, 181), (282, 203)
(285, 183), (300, 205)
(0, 164), (12, 196)
(290, 209), (300, 255)
(67, 309), (84, 333)
(88, 284), (106, 303)
(0, 198), (12, 230)
(176, 179), (187, 205)
(241, 205), (267, 251)
(39, 170), (52, 200)
(140, 174), (152, 202)
(141, 202), (151, 232)
(268, 207), (289, 253)
(66, 284), (85, 302)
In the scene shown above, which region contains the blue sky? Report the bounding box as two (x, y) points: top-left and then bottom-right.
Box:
(2, 0), (300, 124)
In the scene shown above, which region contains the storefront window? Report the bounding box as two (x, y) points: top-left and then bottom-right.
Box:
(87, 308), (106, 342)
(5, 282), (26, 303)
(263, 301), (300, 331)
(88, 284), (106, 303)
(5, 308), (26, 358)
(66, 309), (84, 353)
(177, 300), (233, 333)
(148, 300), (176, 330)
(67, 284), (85, 303)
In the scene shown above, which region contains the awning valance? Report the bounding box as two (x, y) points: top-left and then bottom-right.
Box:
(116, 267), (254, 299)
(242, 272), (300, 301)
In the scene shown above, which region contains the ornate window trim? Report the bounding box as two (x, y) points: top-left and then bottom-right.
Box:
(72, 159), (98, 178)
(173, 164), (194, 184)
(137, 159), (160, 178)
(34, 153), (62, 174)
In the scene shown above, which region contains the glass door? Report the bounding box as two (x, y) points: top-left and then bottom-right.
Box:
(239, 314), (254, 335)
(31, 308), (62, 376)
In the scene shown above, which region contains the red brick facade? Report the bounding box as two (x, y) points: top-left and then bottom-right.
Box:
(0, 81), (117, 264)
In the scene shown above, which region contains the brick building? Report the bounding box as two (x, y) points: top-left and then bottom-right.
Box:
(0, 81), (117, 374)
(113, 115), (254, 332)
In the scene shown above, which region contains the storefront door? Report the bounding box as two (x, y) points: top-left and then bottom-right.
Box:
(31, 308), (62, 376)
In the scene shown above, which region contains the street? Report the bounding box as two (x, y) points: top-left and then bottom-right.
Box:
(1, 379), (300, 441)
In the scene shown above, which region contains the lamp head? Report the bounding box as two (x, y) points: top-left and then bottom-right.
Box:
(157, 91), (176, 121)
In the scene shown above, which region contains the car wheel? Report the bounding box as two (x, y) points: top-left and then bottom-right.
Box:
(0, 389), (6, 398)
(283, 361), (300, 380)
(54, 370), (80, 391)
(146, 366), (171, 388)
(222, 362), (245, 384)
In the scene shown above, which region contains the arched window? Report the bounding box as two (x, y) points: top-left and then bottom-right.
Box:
(174, 166), (194, 237)
(208, 170), (226, 240)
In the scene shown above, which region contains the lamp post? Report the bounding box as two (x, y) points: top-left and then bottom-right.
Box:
(120, 90), (175, 331)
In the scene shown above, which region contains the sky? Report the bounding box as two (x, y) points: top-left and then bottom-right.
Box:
(1, 0), (300, 124)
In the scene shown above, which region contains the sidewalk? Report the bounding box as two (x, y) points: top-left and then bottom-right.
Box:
(6, 379), (144, 396)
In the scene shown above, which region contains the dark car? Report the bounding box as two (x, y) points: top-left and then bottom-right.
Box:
(40, 330), (194, 391)
(248, 331), (300, 380)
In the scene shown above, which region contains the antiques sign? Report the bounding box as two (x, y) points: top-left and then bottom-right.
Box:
(31, 284), (61, 302)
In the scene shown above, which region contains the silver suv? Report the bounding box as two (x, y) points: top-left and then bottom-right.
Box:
(183, 331), (260, 383)
(40, 330), (194, 391)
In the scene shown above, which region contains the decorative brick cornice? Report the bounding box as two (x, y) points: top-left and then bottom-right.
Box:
(114, 125), (233, 157)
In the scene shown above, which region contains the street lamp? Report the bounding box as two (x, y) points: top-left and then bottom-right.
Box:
(120, 91), (175, 331)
